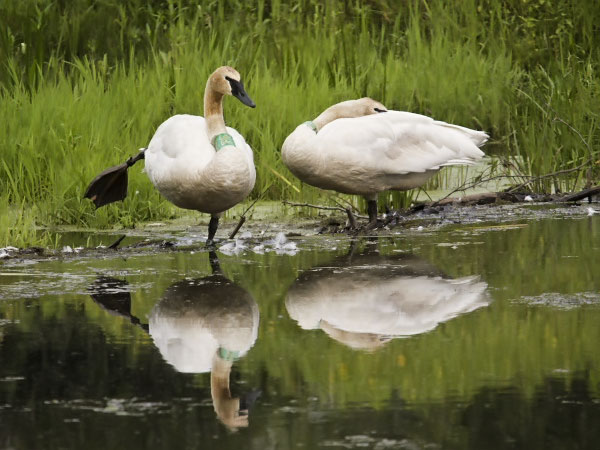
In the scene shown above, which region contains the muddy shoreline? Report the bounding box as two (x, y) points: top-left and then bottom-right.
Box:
(1, 201), (597, 264)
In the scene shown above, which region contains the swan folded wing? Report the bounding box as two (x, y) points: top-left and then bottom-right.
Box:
(379, 111), (486, 174)
(146, 115), (215, 181)
(312, 116), (396, 174)
(314, 112), (485, 176)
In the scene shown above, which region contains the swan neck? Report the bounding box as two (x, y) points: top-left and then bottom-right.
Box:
(204, 83), (227, 142)
(312, 106), (341, 131)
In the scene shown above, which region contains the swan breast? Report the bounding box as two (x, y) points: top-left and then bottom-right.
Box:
(145, 114), (255, 213)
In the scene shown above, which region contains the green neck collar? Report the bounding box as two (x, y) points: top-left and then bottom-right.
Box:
(304, 121), (318, 133)
(218, 347), (240, 362)
(213, 133), (236, 150)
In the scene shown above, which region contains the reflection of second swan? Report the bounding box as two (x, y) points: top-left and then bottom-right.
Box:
(285, 246), (489, 350)
(89, 252), (259, 429)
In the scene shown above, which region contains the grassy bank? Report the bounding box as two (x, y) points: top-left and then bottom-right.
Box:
(1, 0), (599, 247)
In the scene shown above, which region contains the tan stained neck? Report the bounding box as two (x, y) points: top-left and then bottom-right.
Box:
(204, 82), (228, 143)
(312, 106), (341, 131)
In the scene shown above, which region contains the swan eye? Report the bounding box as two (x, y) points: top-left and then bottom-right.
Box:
(225, 76), (245, 97)
(374, 107), (387, 113)
(225, 76), (256, 108)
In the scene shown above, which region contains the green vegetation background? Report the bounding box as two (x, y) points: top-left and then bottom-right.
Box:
(1, 0), (599, 246)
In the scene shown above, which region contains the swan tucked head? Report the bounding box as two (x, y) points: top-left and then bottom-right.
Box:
(330, 97), (387, 118)
(313, 98), (387, 128)
(207, 66), (255, 108)
(351, 97), (388, 116)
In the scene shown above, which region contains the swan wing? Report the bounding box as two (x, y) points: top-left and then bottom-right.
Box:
(317, 111), (487, 175)
(146, 115), (214, 173)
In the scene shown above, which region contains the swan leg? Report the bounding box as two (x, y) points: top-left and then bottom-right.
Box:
(367, 199), (378, 223)
(208, 250), (222, 274)
(84, 148), (146, 208)
(206, 215), (220, 247)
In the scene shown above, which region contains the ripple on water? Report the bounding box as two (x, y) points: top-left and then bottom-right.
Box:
(42, 398), (174, 416)
(518, 291), (600, 309)
(321, 435), (428, 449)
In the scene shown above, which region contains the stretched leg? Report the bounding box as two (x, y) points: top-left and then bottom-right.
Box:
(367, 199), (378, 223)
(84, 148), (146, 208)
(206, 215), (220, 247)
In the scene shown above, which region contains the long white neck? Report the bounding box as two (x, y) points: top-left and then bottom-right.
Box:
(312, 105), (343, 131)
(204, 82), (227, 143)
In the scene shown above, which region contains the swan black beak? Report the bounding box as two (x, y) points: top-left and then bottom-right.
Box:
(226, 77), (256, 108)
(374, 108), (387, 113)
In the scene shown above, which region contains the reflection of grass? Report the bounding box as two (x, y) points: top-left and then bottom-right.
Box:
(3, 219), (600, 408)
(1, 1), (599, 247)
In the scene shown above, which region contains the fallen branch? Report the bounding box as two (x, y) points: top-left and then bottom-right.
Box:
(557, 185), (600, 203)
(432, 191), (520, 206)
(345, 208), (358, 229)
(229, 182), (273, 239)
(283, 201), (346, 212)
(418, 185), (598, 211)
(283, 200), (368, 219)
(228, 216), (247, 239)
(108, 235), (126, 249)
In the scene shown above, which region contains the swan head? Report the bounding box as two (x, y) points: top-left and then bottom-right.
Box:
(354, 97), (388, 115)
(313, 97), (387, 129)
(208, 66), (256, 108)
(331, 97), (388, 118)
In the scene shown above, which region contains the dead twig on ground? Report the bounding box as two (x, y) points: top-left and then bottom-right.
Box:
(229, 183), (273, 239)
(283, 201), (368, 219)
(108, 235), (126, 249)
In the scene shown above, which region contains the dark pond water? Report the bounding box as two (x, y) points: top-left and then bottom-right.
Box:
(1, 213), (599, 449)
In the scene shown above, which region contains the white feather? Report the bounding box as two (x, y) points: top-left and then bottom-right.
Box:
(145, 114), (256, 214)
(282, 110), (487, 196)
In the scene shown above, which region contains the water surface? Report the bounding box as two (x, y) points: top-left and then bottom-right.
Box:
(1, 213), (599, 449)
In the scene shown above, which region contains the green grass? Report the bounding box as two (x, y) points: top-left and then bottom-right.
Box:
(1, 0), (599, 247)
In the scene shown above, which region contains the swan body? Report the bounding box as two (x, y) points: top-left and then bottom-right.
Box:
(282, 98), (488, 221)
(85, 66), (256, 245)
(145, 114), (255, 214)
(144, 66), (256, 243)
(148, 256), (259, 429)
(286, 252), (489, 350)
(149, 275), (259, 373)
(287, 274), (488, 340)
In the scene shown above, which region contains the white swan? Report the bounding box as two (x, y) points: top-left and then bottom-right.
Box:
(281, 98), (488, 222)
(149, 274), (259, 374)
(148, 261), (260, 429)
(285, 252), (489, 350)
(87, 253), (259, 429)
(85, 66), (256, 245)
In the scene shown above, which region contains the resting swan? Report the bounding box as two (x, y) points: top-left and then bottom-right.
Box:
(285, 250), (489, 350)
(85, 66), (256, 245)
(281, 98), (488, 222)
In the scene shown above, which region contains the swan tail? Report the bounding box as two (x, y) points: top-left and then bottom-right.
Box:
(437, 122), (489, 147)
(439, 157), (482, 167)
(84, 148), (146, 208)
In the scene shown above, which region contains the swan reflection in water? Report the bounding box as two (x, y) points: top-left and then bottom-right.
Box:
(88, 252), (259, 429)
(286, 242), (489, 350)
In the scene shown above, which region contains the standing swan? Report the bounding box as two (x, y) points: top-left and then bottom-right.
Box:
(85, 66), (256, 245)
(281, 98), (488, 223)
